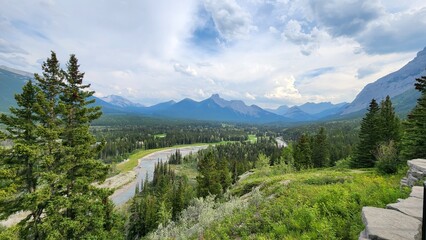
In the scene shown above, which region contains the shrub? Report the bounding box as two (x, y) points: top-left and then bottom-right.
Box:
(375, 141), (399, 174)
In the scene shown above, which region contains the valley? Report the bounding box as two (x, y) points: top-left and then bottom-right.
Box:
(1, 1), (426, 239)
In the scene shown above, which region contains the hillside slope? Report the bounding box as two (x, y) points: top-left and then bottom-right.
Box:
(147, 166), (408, 239)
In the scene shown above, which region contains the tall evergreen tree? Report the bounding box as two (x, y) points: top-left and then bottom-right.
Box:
(196, 151), (221, 197)
(0, 52), (122, 239)
(0, 81), (44, 238)
(38, 54), (112, 239)
(352, 99), (381, 168)
(379, 96), (401, 143)
(293, 134), (312, 170)
(312, 127), (330, 168)
(401, 75), (426, 159)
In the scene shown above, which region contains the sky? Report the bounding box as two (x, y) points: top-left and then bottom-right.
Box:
(1, 0), (426, 108)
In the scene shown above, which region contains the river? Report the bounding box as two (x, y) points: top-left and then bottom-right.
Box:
(110, 145), (208, 206)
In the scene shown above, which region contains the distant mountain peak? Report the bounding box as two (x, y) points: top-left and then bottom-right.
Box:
(101, 95), (143, 108)
(210, 93), (221, 99)
(417, 47), (426, 57)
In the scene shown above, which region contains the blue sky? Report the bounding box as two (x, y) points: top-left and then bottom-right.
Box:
(1, 0), (426, 107)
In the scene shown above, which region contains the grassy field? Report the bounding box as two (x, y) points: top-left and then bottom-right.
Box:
(115, 143), (210, 173)
(248, 134), (257, 143)
(154, 133), (166, 138)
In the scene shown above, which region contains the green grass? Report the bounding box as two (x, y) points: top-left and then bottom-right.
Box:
(154, 133), (166, 138)
(170, 161), (199, 185)
(115, 143), (210, 173)
(202, 167), (409, 240)
(248, 134), (257, 143)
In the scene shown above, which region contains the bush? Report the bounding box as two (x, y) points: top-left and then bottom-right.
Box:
(335, 157), (351, 169)
(375, 141), (399, 174)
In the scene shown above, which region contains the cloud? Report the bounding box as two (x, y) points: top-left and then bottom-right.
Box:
(174, 63), (198, 76)
(204, 0), (256, 41)
(0, 39), (28, 54)
(265, 76), (301, 102)
(357, 8), (426, 54)
(245, 92), (256, 100)
(0, 0), (424, 108)
(300, 67), (336, 79)
(282, 20), (313, 45)
(308, 0), (383, 37)
(281, 19), (327, 55)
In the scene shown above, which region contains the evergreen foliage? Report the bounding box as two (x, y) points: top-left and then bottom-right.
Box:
(352, 97), (401, 168)
(255, 153), (270, 169)
(168, 149), (182, 164)
(353, 99), (381, 168)
(196, 151), (223, 197)
(312, 127), (330, 168)
(401, 75), (426, 159)
(0, 52), (122, 239)
(126, 161), (194, 239)
(379, 96), (401, 143)
(293, 134), (312, 170)
(196, 138), (281, 191)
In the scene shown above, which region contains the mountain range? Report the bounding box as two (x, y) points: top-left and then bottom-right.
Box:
(342, 47), (426, 115)
(0, 46), (425, 123)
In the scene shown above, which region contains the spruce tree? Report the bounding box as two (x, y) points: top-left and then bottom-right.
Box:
(0, 81), (44, 238)
(293, 134), (312, 170)
(401, 75), (426, 159)
(379, 96), (401, 143)
(312, 127), (330, 168)
(352, 99), (380, 168)
(196, 151), (221, 197)
(0, 52), (122, 239)
(38, 54), (112, 239)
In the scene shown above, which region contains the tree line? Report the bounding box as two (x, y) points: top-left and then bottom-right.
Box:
(92, 125), (249, 163)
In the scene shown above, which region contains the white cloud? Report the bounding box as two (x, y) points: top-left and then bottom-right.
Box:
(281, 20), (328, 55)
(265, 76), (302, 102)
(282, 20), (312, 44)
(245, 92), (256, 100)
(0, 0), (424, 108)
(204, 0), (256, 40)
(173, 63), (198, 76)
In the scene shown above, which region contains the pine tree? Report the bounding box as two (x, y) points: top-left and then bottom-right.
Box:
(401, 75), (426, 159)
(352, 99), (381, 168)
(196, 151), (221, 197)
(378, 96), (401, 143)
(35, 54), (114, 239)
(312, 127), (330, 168)
(293, 134), (312, 170)
(217, 158), (232, 192)
(0, 81), (44, 238)
(0, 52), (122, 239)
(157, 201), (172, 227)
(255, 153), (270, 169)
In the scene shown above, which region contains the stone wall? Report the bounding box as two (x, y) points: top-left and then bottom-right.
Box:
(360, 158), (426, 240)
(401, 159), (426, 187)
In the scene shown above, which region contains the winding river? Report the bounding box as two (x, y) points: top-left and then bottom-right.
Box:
(110, 145), (208, 206)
